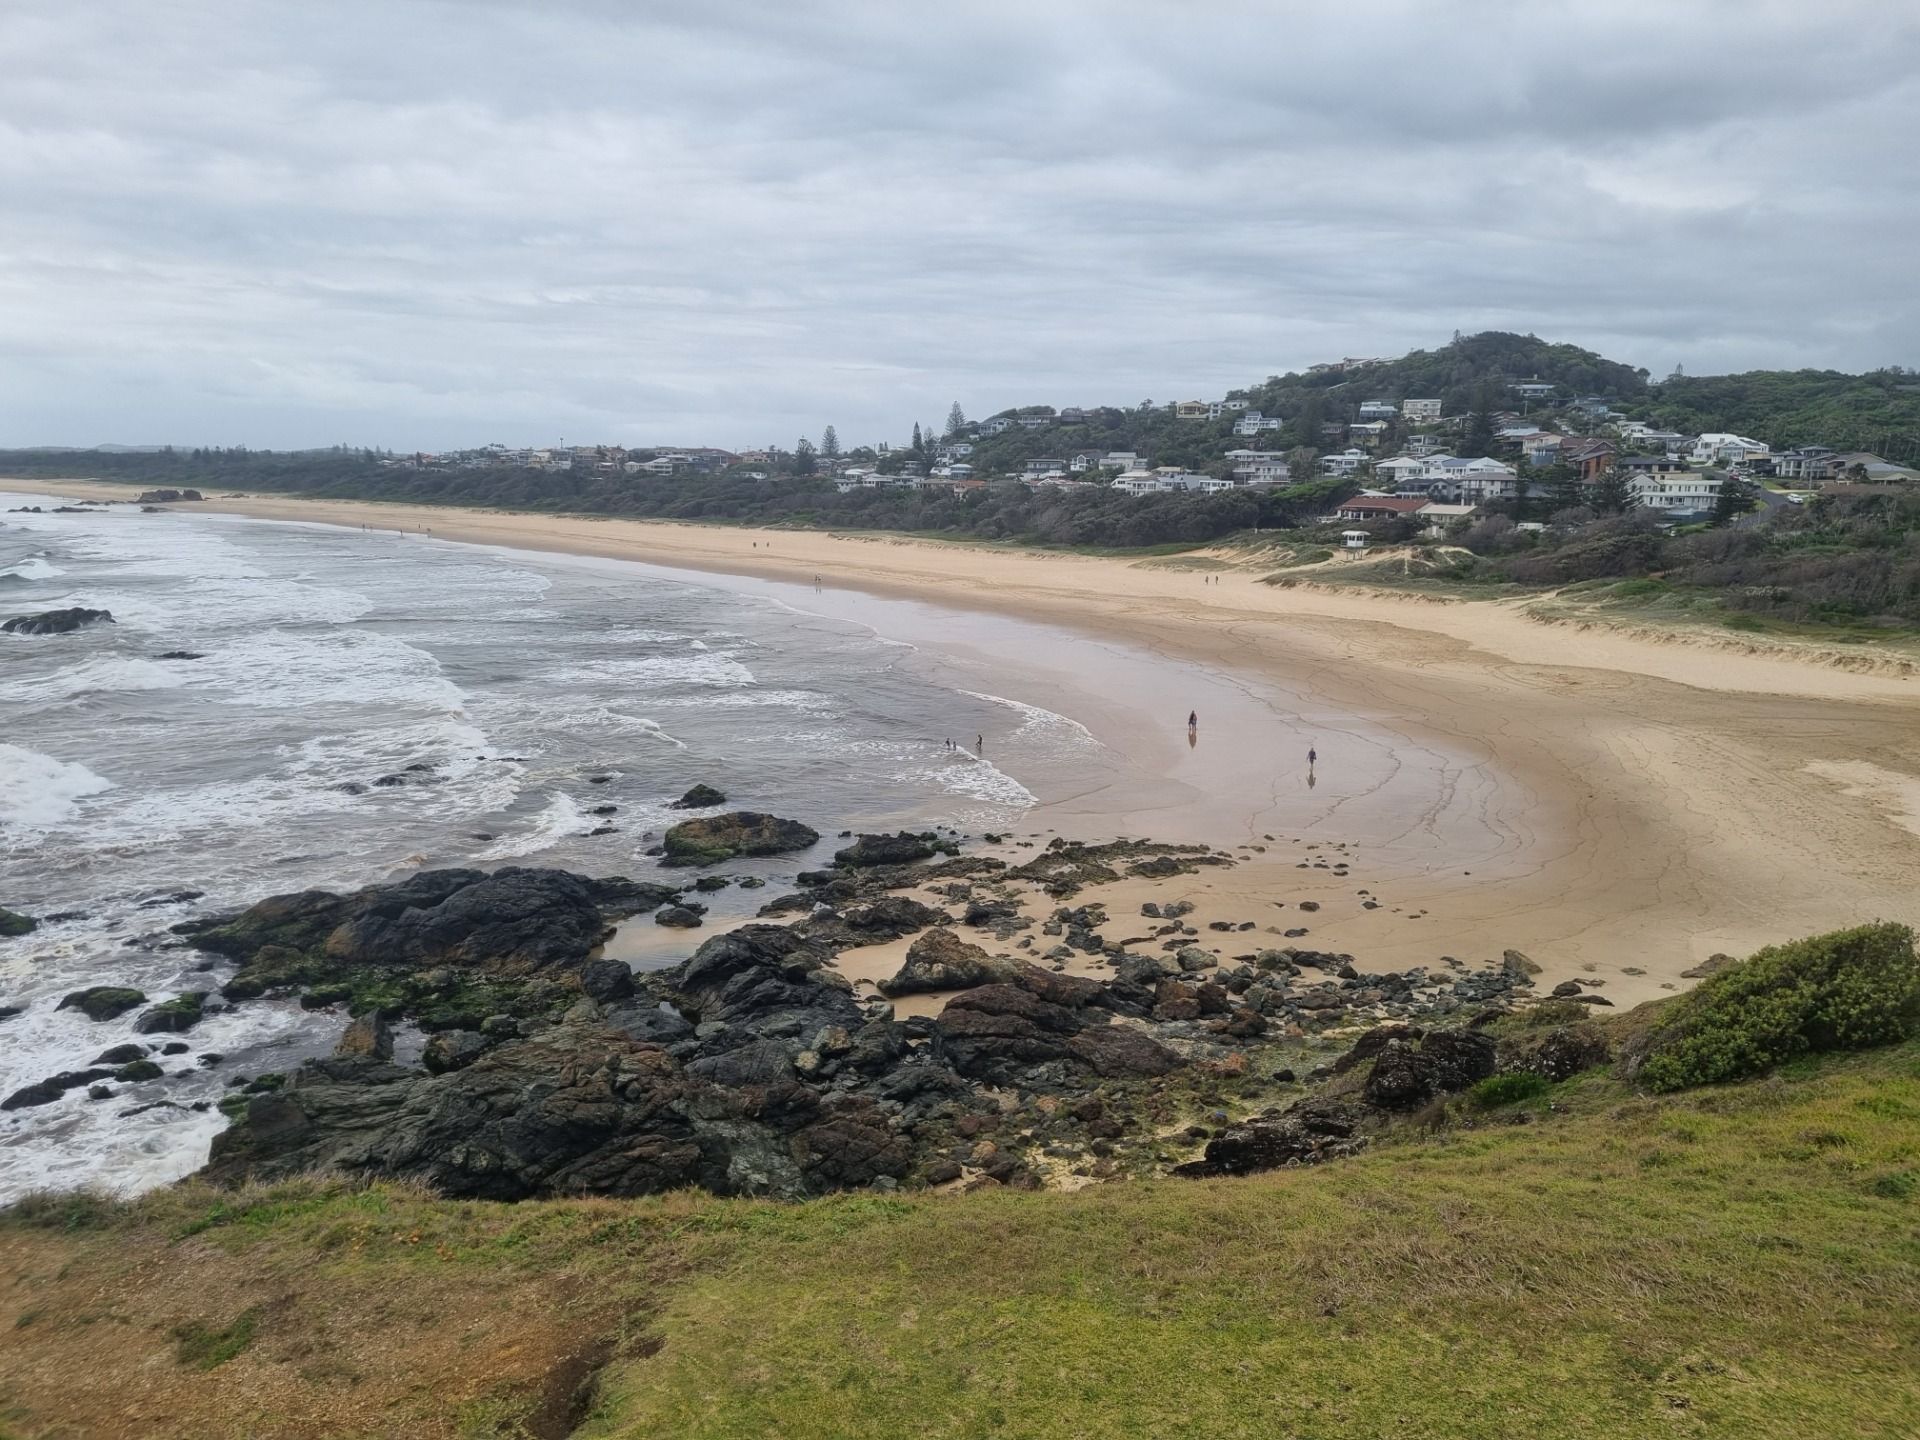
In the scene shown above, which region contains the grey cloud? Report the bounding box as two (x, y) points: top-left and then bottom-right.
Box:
(0, 0), (1915, 449)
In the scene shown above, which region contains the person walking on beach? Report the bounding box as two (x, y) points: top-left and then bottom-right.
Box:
(1187, 710), (1197, 730)
(1308, 746), (1317, 768)
(975, 733), (983, 754)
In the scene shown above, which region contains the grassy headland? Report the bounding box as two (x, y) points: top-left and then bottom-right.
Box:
(5, 1004), (1917, 1439)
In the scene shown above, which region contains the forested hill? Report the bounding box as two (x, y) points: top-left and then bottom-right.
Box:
(1241, 331), (1651, 417)
(1648, 367), (1920, 457)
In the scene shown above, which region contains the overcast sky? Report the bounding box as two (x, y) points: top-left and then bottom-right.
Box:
(3, 1), (1916, 452)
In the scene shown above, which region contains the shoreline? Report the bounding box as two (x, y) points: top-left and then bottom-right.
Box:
(9, 479), (1920, 1009)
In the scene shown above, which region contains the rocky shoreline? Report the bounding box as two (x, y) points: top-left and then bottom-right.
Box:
(5, 812), (1614, 1200)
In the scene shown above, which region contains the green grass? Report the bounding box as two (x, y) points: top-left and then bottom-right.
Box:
(575, 1040), (1920, 1439)
(7, 1038), (1920, 1437)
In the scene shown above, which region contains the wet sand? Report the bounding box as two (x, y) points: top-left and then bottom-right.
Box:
(16, 480), (1920, 1007)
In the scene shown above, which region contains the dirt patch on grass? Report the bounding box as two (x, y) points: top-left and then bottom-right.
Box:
(0, 1188), (650, 1440)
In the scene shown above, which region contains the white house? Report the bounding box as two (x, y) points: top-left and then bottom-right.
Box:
(1512, 380), (1556, 400)
(1402, 398), (1443, 422)
(1223, 399), (1251, 411)
(1429, 456), (1518, 503)
(1112, 470), (1164, 495)
(1416, 501), (1478, 536)
(1103, 451), (1147, 471)
(1225, 449), (1291, 484)
(1024, 458), (1066, 477)
(1630, 471), (1723, 513)
(1405, 432), (1445, 457)
(1689, 433), (1770, 466)
(1375, 454), (1436, 491)
(1068, 451), (1105, 472)
(1358, 400), (1398, 421)
(1320, 448), (1371, 477)
(978, 417), (1014, 435)
(1233, 412), (1284, 435)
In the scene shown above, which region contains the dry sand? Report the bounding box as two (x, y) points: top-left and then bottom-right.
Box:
(14, 480), (1920, 1008)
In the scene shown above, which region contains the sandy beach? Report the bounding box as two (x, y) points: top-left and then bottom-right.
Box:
(13, 479), (1920, 1009)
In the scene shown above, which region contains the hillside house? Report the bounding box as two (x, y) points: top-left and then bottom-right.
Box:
(1689, 433), (1770, 466)
(1358, 400), (1398, 420)
(1771, 446), (1842, 482)
(1629, 471), (1723, 514)
(1511, 380), (1556, 400)
(1320, 448), (1371, 477)
(1175, 400), (1211, 421)
(1350, 421), (1391, 445)
(1225, 449), (1291, 484)
(979, 418), (1014, 435)
(1402, 398), (1443, 422)
(1562, 438), (1617, 481)
(1333, 495), (1429, 522)
(1233, 412), (1285, 435)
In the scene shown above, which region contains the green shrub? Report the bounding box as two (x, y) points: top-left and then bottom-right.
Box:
(1470, 1072), (1551, 1107)
(1637, 924), (1920, 1093)
(173, 1311), (257, 1370)
(1610, 578), (1669, 599)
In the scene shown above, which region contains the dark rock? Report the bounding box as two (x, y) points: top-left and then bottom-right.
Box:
(662, 812), (819, 867)
(135, 488), (203, 503)
(1065, 1023), (1183, 1077)
(1297, 901), (1320, 913)
(654, 904), (706, 929)
(1550, 980), (1583, 998)
(579, 958), (636, 1002)
(186, 868), (675, 991)
(160, 1042), (189, 1055)
(834, 832), (941, 868)
(3, 607), (114, 635)
(1503, 1024), (1611, 1082)
(797, 896), (946, 951)
(157, 650), (205, 660)
(945, 984), (1083, 1034)
(423, 1030), (489, 1074)
(115, 1059), (165, 1082)
(880, 928), (1017, 997)
(92, 1044), (149, 1066)
(0, 906), (38, 937)
(3, 1068), (117, 1110)
(57, 986), (147, 1021)
(1362, 1028), (1496, 1110)
(668, 784), (728, 809)
(132, 992), (208, 1034)
(685, 1037), (795, 1087)
(1173, 1110), (1368, 1177)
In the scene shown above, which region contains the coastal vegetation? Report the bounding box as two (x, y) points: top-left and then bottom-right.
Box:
(3, 990), (1916, 1438)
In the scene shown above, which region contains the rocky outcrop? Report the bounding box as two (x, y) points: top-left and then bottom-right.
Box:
(661, 812), (819, 867)
(1500, 1023), (1611, 1082)
(833, 832), (948, 869)
(181, 868), (676, 1018)
(3, 607), (114, 635)
(57, 986), (147, 1021)
(1173, 1106), (1367, 1178)
(132, 992), (208, 1034)
(793, 896), (948, 952)
(1361, 1028), (1497, 1110)
(4, 1069), (119, 1111)
(136, 488), (204, 503)
(0, 906), (37, 937)
(879, 928), (1017, 997)
(668, 784), (728, 810)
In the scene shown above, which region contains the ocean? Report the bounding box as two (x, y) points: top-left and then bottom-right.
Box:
(0, 492), (1102, 1199)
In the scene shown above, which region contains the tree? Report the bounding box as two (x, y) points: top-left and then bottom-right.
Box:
(793, 437), (817, 477)
(1711, 472), (1759, 527)
(910, 422), (923, 457)
(1285, 446), (1319, 480)
(1542, 462), (1584, 517)
(820, 426), (840, 460)
(945, 403), (967, 438)
(1590, 466), (1634, 514)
